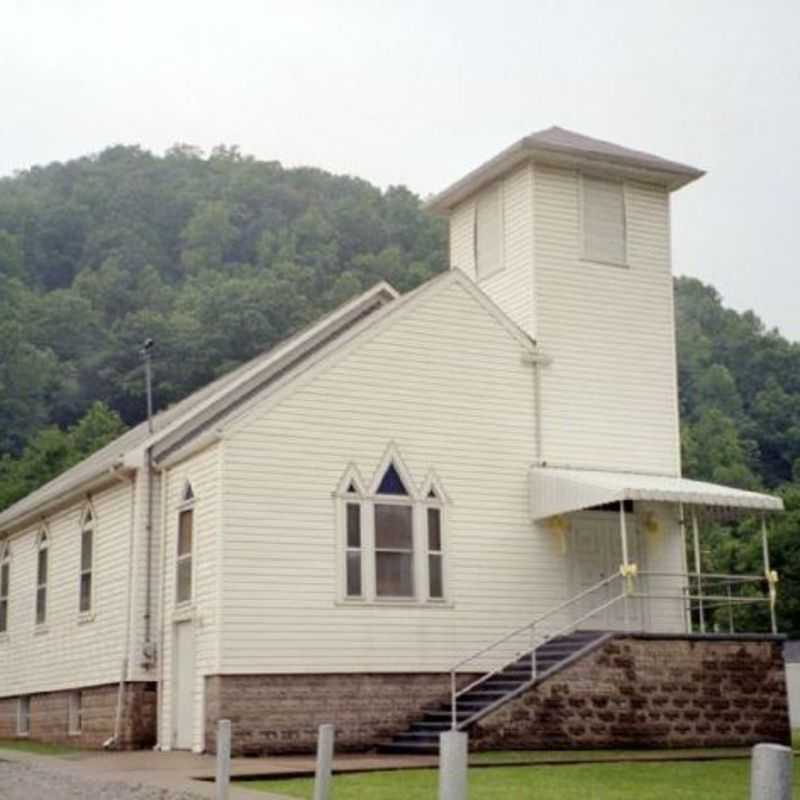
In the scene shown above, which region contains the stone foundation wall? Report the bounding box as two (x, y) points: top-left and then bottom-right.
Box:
(471, 635), (791, 750)
(205, 673), (475, 755)
(0, 682), (156, 749)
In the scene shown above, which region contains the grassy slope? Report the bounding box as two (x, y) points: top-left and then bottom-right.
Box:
(245, 759), (800, 800)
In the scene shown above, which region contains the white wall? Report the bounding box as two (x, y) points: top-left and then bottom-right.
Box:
(0, 478), (134, 698)
(532, 164), (681, 475)
(787, 663), (800, 729)
(219, 277), (574, 676)
(157, 442), (221, 752)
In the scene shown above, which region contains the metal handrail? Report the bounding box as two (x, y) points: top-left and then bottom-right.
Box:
(448, 572), (625, 728)
(448, 569), (775, 730)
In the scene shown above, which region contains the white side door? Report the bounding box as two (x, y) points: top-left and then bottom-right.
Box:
(570, 514), (641, 631)
(571, 519), (613, 629)
(173, 621), (194, 750)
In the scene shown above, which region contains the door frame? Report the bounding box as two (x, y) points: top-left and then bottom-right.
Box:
(567, 511), (648, 631)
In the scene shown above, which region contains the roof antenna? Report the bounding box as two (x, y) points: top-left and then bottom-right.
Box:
(140, 339), (155, 434)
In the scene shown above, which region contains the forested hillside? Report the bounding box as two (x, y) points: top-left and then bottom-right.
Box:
(0, 146), (797, 633)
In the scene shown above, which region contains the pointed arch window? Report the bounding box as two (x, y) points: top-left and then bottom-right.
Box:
(79, 508), (95, 613)
(336, 454), (449, 604)
(0, 541), (10, 633)
(176, 483), (195, 605)
(36, 531), (48, 626)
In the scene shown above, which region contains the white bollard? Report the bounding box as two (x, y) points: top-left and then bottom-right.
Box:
(751, 743), (793, 800)
(439, 730), (468, 800)
(215, 719), (232, 800)
(313, 724), (335, 800)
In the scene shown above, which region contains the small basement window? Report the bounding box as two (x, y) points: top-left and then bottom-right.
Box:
(474, 183), (503, 280)
(17, 696), (30, 735)
(68, 691), (82, 735)
(581, 175), (626, 265)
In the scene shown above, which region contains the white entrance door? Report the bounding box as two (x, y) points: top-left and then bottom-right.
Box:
(173, 621), (194, 750)
(570, 514), (642, 631)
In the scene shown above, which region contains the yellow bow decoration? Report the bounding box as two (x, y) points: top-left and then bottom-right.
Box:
(619, 563), (639, 578)
(767, 570), (779, 585)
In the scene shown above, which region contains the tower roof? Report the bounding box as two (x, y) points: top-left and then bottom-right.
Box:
(428, 126), (704, 212)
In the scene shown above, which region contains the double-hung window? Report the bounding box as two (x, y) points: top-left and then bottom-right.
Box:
(79, 509), (94, 614)
(0, 542), (9, 633)
(339, 457), (448, 604)
(426, 505), (444, 601)
(35, 532), (48, 626)
(374, 465), (414, 598)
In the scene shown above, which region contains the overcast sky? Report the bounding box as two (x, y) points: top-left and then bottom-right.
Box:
(3, 0), (799, 339)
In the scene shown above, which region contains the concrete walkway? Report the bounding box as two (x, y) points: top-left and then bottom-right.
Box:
(0, 748), (289, 800)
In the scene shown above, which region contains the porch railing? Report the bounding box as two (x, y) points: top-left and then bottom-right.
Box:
(447, 569), (774, 730)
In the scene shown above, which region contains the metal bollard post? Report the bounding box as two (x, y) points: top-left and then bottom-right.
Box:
(439, 730), (468, 800)
(215, 719), (231, 800)
(751, 743), (793, 800)
(313, 724), (335, 800)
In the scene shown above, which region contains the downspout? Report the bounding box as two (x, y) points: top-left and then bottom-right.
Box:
(106, 466), (137, 749)
(524, 350), (549, 466)
(143, 446), (155, 662)
(534, 358), (544, 465)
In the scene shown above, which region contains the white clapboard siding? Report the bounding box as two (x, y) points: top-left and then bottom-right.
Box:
(533, 163), (681, 475)
(219, 278), (574, 674)
(158, 443), (221, 752)
(0, 478), (134, 697)
(450, 163), (535, 336)
(787, 663), (800, 728)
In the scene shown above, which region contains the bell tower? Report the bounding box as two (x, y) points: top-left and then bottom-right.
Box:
(428, 127), (703, 476)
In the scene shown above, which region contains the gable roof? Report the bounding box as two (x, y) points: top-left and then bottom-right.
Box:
(428, 126), (705, 212)
(0, 280), (398, 533)
(0, 270), (538, 534)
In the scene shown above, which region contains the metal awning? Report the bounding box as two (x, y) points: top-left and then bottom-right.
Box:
(529, 466), (784, 521)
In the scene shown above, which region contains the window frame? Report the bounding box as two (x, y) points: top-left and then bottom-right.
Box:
(78, 507), (95, 616)
(579, 172), (628, 268)
(473, 181), (505, 281)
(0, 541), (9, 635)
(425, 501), (445, 602)
(35, 529), (49, 628)
(175, 486), (195, 608)
(68, 690), (82, 735)
(335, 456), (450, 606)
(373, 495), (416, 600)
(17, 696), (30, 736)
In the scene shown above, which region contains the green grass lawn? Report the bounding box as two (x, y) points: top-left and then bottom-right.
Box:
(468, 747), (748, 765)
(0, 738), (84, 756)
(793, 729), (799, 751)
(244, 758), (800, 800)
